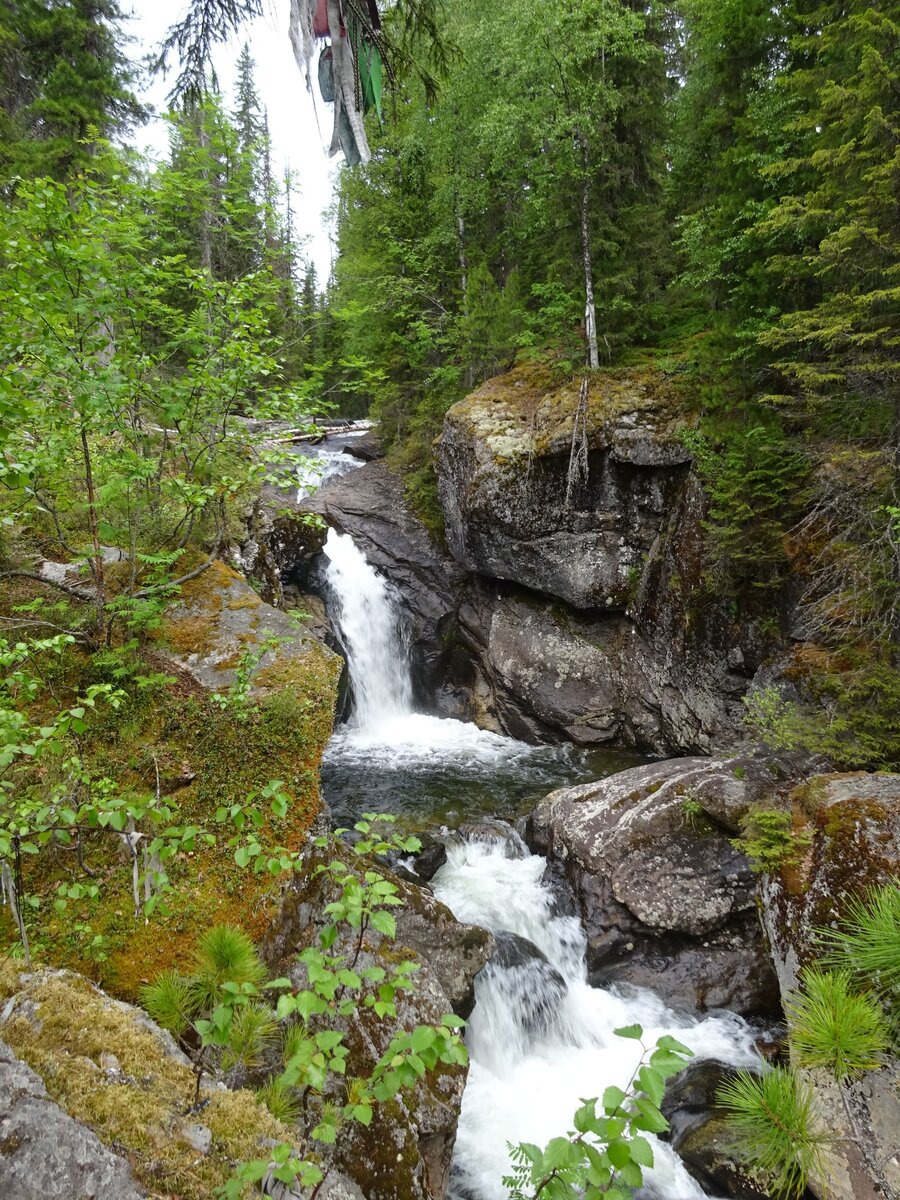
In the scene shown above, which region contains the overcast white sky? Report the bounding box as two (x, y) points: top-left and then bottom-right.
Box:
(126, 0), (340, 283)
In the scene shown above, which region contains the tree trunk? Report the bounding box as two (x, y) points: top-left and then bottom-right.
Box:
(579, 133), (599, 370)
(79, 418), (106, 633)
(197, 113), (213, 273)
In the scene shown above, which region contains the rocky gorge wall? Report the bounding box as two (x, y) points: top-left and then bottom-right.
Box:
(314, 364), (779, 756)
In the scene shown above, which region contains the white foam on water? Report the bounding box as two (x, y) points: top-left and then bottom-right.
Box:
(322, 529), (568, 773)
(432, 838), (762, 1200)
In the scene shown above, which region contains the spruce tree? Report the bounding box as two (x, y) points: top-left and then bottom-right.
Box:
(0, 0), (143, 183)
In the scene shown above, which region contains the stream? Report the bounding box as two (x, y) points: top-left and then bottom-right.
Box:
(306, 441), (763, 1200)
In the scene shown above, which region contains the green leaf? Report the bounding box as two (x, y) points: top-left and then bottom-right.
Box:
(628, 1135), (654, 1169)
(613, 1024), (643, 1040)
(602, 1085), (626, 1114)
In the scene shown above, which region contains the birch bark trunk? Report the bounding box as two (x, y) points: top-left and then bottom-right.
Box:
(579, 133), (600, 370)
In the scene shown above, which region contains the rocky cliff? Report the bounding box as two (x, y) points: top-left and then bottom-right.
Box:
(318, 364), (776, 755)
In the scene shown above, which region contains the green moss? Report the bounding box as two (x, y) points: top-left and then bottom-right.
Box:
(445, 360), (686, 465)
(0, 640), (340, 998)
(0, 964), (296, 1200)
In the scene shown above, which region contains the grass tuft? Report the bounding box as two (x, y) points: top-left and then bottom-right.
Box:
(787, 968), (889, 1081)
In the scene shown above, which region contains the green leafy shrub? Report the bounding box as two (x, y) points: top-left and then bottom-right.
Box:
(733, 809), (812, 875)
(504, 1024), (693, 1199)
(818, 883), (900, 1037)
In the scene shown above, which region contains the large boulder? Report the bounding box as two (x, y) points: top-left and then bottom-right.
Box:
(758, 772), (900, 1200)
(158, 557), (341, 698)
(435, 364), (691, 612)
(0, 965), (300, 1200)
(526, 755), (808, 1015)
(456, 581), (724, 753)
(239, 481), (329, 608)
(260, 842), (494, 1200)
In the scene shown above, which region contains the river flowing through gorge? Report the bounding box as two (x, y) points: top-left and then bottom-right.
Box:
(308, 445), (764, 1200)
(432, 831), (760, 1200)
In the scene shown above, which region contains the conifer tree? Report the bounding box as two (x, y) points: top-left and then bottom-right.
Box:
(0, 0), (143, 183)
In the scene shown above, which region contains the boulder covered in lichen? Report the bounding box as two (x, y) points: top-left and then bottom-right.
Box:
(0, 965), (302, 1200)
(526, 755), (808, 1014)
(758, 772), (900, 1200)
(435, 363), (691, 611)
(0, 1036), (145, 1200)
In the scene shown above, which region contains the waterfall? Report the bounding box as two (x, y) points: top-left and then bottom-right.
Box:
(323, 527), (414, 727)
(432, 831), (762, 1200)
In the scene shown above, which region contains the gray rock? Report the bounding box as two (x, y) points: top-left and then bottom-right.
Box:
(0, 1039), (145, 1200)
(435, 374), (690, 612)
(158, 558), (340, 697)
(526, 755), (799, 1015)
(178, 1122), (212, 1155)
(259, 841), (492, 1200)
(239, 481), (329, 607)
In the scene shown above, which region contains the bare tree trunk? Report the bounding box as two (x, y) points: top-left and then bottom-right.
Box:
(457, 201), (475, 390)
(579, 134), (600, 371)
(457, 206), (469, 312)
(2, 862), (30, 966)
(80, 419), (106, 633)
(197, 113), (213, 273)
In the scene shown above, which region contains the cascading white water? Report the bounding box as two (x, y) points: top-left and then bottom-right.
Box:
(323, 528), (415, 726)
(322, 530), (573, 772)
(432, 833), (762, 1200)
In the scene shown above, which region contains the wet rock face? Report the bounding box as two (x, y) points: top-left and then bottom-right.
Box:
(526, 755), (809, 1016)
(240, 482), (329, 608)
(456, 583), (726, 753)
(435, 371), (691, 612)
(0, 1039), (145, 1200)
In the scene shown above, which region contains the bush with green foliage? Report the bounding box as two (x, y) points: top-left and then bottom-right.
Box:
(733, 808), (812, 876)
(720, 885), (900, 1197)
(144, 816), (468, 1197)
(718, 1067), (831, 1200)
(786, 969), (889, 1082)
(819, 883), (900, 1040)
(504, 1024), (693, 1200)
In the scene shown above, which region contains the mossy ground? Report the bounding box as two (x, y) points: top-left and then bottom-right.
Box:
(446, 359), (690, 463)
(0, 569), (341, 999)
(0, 964), (298, 1200)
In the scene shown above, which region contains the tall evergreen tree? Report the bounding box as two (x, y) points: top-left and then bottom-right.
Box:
(0, 0), (143, 183)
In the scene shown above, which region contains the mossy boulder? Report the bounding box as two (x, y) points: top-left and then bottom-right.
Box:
(758, 772), (900, 1200)
(0, 964), (300, 1200)
(435, 363), (691, 612)
(0, 1036), (145, 1200)
(158, 557), (338, 696)
(1, 563), (341, 1000)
